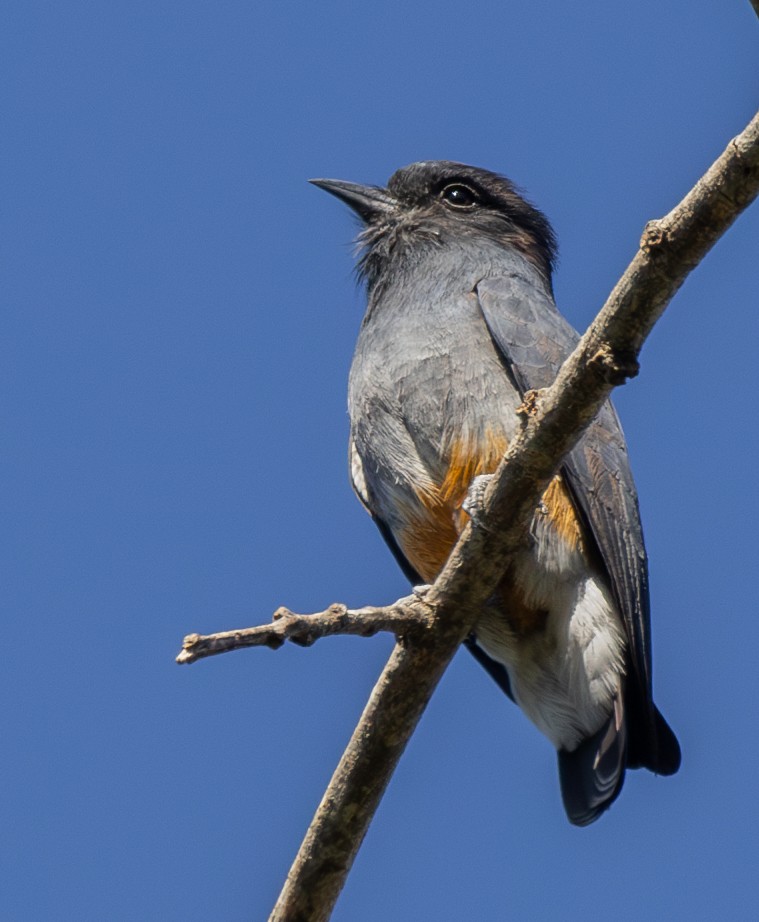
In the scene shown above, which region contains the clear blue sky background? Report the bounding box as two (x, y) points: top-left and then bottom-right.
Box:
(3, 2), (758, 920)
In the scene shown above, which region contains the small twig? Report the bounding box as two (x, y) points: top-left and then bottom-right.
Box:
(177, 597), (433, 664)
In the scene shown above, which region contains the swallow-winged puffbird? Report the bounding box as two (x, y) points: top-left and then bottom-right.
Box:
(312, 161), (680, 825)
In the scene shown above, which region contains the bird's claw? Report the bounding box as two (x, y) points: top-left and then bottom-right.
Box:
(462, 474), (495, 523)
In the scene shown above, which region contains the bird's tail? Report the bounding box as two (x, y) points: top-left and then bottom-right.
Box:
(628, 703), (681, 776)
(557, 696), (627, 827)
(559, 695), (681, 826)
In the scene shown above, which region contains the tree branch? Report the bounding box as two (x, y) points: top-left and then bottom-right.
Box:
(177, 599), (431, 663)
(180, 110), (759, 922)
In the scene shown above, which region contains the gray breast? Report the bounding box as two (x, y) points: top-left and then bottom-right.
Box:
(348, 244), (522, 518)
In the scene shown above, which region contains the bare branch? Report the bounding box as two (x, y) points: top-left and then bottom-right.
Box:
(442, 109), (759, 606)
(264, 110), (759, 922)
(176, 599), (432, 664)
(175, 111), (759, 921)
(751, 0), (759, 23)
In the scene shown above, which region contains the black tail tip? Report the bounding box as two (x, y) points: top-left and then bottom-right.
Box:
(561, 705), (681, 826)
(627, 705), (681, 775)
(651, 707), (681, 775)
(558, 713), (627, 827)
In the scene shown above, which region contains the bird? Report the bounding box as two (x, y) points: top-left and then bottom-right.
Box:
(311, 161), (680, 825)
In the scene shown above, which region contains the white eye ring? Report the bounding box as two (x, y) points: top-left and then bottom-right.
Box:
(440, 183), (478, 207)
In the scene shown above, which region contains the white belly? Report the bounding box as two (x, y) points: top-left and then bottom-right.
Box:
(476, 527), (626, 752)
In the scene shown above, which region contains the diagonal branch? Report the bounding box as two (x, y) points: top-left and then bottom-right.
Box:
(269, 110), (759, 922)
(179, 110), (759, 922)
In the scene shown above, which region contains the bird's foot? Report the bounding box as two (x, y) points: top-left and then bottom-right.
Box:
(462, 474), (495, 523)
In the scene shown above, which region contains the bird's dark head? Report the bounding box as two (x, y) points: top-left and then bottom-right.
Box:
(311, 161), (557, 293)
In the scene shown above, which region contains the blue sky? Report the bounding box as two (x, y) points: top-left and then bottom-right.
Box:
(3, 2), (758, 920)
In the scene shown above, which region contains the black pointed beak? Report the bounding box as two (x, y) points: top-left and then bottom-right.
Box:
(309, 178), (396, 223)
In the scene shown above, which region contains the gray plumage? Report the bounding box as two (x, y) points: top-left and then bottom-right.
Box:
(312, 161), (680, 825)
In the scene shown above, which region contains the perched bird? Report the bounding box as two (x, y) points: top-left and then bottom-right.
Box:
(311, 161), (680, 825)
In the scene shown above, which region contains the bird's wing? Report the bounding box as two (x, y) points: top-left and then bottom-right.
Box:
(475, 270), (653, 704)
(349, 437), (422, 585)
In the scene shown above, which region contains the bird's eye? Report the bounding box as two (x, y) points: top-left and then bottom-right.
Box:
(440, 183), (479, 208)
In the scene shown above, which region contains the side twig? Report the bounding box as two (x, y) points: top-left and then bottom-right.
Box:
(177, 598), (432, 663)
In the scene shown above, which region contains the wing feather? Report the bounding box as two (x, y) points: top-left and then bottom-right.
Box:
(475, 271), (654, 707)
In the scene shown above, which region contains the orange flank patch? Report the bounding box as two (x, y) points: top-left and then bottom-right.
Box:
(439, 437), (502, 505)
(397, 430), (584, 586)
(541, 476), (584, 551)
(440, 431), (510, 506)
(399, 430), (508, 582)
(399, 503), (459, 584)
